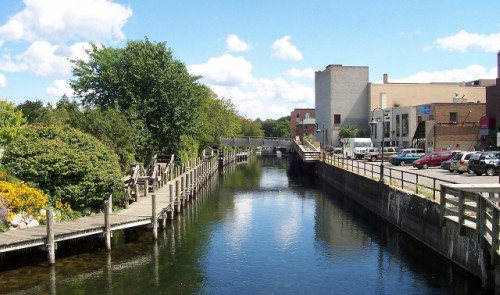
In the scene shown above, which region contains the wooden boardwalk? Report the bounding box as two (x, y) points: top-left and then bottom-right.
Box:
(0, 154), (222, 260)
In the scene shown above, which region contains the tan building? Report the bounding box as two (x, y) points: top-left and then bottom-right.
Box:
(369, 75), (487, 111)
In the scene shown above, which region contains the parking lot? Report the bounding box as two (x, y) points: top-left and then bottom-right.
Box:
(351, 158), (499, 185)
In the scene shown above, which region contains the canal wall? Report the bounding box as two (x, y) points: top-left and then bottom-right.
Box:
(316, 162), (484, 280)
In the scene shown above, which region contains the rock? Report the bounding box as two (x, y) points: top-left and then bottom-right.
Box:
(10, 213), (22, 226)
(27, 219), (39, 227)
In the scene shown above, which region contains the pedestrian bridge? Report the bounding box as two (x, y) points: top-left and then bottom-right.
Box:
(219, 137), (294, 148)
(219, 137), (320, 163)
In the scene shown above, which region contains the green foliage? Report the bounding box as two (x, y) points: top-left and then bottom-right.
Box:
(70, 38), (203, 155)
(239, 117), (264, 137)
(16, 100), (51, 124)
(0, 99), (26, 145)
(338, 124), (360, 142)
(196, 87), (241, 147)
(177, 135), (199, 163)
(1, 125), (123, 210)
(260, 116), (292, 138)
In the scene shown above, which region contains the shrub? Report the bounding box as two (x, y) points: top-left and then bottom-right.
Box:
(1, 124), (123, 210)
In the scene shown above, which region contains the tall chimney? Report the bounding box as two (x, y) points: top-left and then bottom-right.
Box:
(383, 73), (388, 84)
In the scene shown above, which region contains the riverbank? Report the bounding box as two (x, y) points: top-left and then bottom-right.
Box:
(315, 160), (493, 290)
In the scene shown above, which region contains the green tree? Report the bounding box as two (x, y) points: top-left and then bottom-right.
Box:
(273, 116), (292, 137)
(196, 88), (241, 148)
(0, 100), (26, 146)
(239, 117), (264, 137)
(338, 124), (360, 142)
(70, 38), (203, 157)
(16, 100), (51, 124)
(1, 125), (122, 210)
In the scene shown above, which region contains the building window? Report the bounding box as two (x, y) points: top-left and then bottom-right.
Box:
(396, 115), (400, 137)
(296, 113), (300, 118)
(305, 112), (310, 118)
(333, 114), (341, 125)
(450, 112), (457, 123)
(383, 122), (390, 138)
(402, 114), (409, 136)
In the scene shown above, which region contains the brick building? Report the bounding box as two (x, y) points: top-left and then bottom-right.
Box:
(482, 51), (500, 149)
(290, 108), (315, 138)
(413, 103), (486, 152)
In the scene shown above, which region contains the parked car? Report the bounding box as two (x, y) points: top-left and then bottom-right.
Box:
(440, 159), (453, 171)
(412, 150), (459, 169)
(389, 148), (425, 161)
(450, 152), (479, 174)
(388, 153), (422, 166)
(467, 151), (500, 176)
(364, 147), (397, 161)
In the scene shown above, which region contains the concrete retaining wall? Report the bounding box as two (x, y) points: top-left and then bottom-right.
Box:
(316, 162), (486, 280)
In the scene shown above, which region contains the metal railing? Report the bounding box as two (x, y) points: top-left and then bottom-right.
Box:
(324, 154), (457, 201)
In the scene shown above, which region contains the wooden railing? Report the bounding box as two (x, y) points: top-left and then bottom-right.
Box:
(440, 184), (500, 265)
(293, 139), (320, 163)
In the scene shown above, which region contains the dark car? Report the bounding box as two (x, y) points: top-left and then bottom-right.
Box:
(388, 153), (421, 166)
(440, 159), (453, 171)
(467, 151), (500, 176)
(412, 150), (459, 169)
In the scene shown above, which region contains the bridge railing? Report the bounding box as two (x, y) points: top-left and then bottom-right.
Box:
(220, 136), (293, 147)
(439, 184), (500, 266)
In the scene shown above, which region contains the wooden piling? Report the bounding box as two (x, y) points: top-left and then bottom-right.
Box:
(104, 200), (111, 252)
(46, 208), (56, 265)
(152, 194), (158, 240)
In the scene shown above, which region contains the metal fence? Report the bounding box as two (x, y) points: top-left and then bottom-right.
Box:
(323, 154), (457, 201)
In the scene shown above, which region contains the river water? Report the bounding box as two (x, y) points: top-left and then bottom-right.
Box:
(0, 156), (490, 294)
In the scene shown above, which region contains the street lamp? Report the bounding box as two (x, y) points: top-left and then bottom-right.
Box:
(370, 108), (385, 183)
(315, 123), (326, 159)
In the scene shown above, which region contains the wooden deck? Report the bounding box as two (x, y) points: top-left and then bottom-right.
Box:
(0, 155), (220, 258)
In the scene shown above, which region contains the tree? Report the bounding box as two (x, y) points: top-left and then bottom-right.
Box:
(16, 100), (51, 124)
(70, 38), (203, 157)
(239, 117), (264, 137)
(338, 124), (360, 142)
(1, 125), (122, 210)
(273, 116), (292, 138)
(0, 100), (26, 146)
(196, 87), (241, 148)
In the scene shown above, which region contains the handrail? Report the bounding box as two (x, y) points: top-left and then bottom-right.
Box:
(440, 184), (500, 265)
(324, 154), (457, 200)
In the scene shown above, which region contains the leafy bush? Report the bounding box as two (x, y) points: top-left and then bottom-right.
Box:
(1, 125), (123, 210)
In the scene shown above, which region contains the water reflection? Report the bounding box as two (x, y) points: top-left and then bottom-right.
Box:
(0, 156), (490, 294)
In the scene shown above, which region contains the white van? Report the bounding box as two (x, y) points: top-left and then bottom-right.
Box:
(341, 138), (372, 159)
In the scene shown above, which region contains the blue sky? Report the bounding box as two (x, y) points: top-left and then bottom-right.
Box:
(0, 0), (499, 119)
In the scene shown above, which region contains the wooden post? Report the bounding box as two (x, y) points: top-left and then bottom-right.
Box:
(46, 208), (56, 265)
(186, 173), (190, 202)
(152, 195), (158, 240)
(107, 194), (112, 214)
(181, 175), (185, 206)
(175, 179), (181, 213)
(145, 179), (149, 198)
(168, 184), (175, 220)
(104, 200), (111, 252)
(124, 187), (129, 209)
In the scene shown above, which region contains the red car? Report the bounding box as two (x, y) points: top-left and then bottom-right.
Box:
(412, 150), (459, 169)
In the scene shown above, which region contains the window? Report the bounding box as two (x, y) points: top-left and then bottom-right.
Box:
(334, 114), (341, 125)
(402, 114), (409, 136)
(296, 113), (300, 118)
(305, 112), (310, 118)
(450, 112), (457, 123)
(383, 121), (390, 138)
(396, 115), (400, 137)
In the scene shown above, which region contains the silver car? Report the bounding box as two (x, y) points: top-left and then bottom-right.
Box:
(450, 151), (479, 174)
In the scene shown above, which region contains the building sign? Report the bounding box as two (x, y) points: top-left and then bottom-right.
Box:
(419, 105), (431, 115)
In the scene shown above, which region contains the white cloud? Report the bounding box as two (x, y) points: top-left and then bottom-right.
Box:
(226, 34), (251, 52)
(188, 53), (313, 119)
(0, 41), (91, 77)
(0, 0), (132, 43)
(286, 67), (315, 79)
(271, 36), (303, 61)
(46, 79), (73, 98)
(435, 30), (500, 52)
(0, 74), (6, 87)
(391, 65), (497, 83)
(188, 53), (254, 85)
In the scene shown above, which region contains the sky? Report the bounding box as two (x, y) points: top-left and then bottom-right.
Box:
(0, 0), (499, 120)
